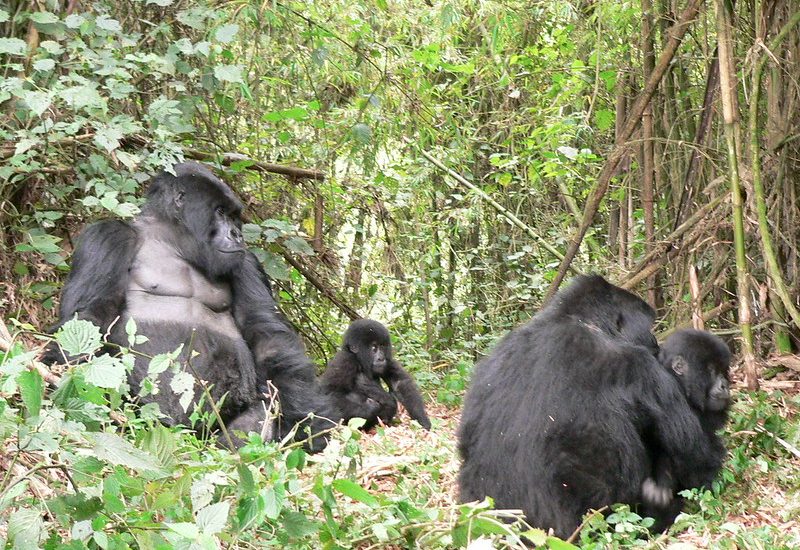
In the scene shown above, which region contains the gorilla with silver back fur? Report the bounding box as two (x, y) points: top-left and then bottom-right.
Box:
(42, 162), (334, 450)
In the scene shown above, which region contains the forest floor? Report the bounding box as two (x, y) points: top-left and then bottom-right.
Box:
(351, 377), (800, 549)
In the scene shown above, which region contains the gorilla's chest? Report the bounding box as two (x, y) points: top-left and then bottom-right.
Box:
(126, 237), (238, 336)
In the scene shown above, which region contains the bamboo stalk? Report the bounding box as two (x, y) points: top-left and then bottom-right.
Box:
(748, 10), (800, 334)
(642, 0), (657, 306)
(715, 0), (758, 390)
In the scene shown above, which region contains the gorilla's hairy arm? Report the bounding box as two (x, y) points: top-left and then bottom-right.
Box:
(383, 360), (431, 430)
(41, 221), (138, 363)
(230, 253), (336, 447)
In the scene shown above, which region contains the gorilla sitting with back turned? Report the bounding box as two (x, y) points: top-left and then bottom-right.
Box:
(42, 162), (334, 450)
(641, 329), (732, 530)
(321, 319), (431, 430)
(457, 275), (722, 537)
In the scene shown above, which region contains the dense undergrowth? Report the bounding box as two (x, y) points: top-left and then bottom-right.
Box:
(0, 320), (798, 549)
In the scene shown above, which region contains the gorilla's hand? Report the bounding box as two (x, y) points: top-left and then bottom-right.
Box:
(641, 478), (673, 508)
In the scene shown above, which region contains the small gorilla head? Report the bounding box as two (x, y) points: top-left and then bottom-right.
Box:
(146, 162), (245, 278)
(660, 329), (732, 416)
(553, 274), (659, 354)
(344, 319), (393, 377)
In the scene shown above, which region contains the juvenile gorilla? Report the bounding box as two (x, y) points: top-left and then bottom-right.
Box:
(321, 319), (431, 430)
(457, 275), (721, 538)
(42, 162), (333, 450)
(642, 329), (732, 529)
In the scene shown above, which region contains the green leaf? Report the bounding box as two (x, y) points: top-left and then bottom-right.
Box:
(285, 448), (306, 470)
(59, 84), (105, 112)
(547, 537), (580, 549)
(141, 426), (177, 469)
(148, 350), (178, 375)
(236, 463), (255, 494)
(595, 109), (614, 132)
(331, 479), (378, 507)
(56, 319), (103, 356)
(281, 510), (318, 538)
(96, 15), (122, 32)
(236, 495), (266, 530)
(32, 58), (56, 72)
(466, 517), (511, 536)
(40, 40), (62, 54)
(17, 369), (43, 418)
(91, 432), (163, 474)
(8, 508), (44, 548)
(165, 522), (199, 539)
(177, 8), (206, 29)
(81, 354), (126, 389)
(0, 38), (27, 56)
(93, 125), (124, 153)
(20, 90), (51, 117)
(262, 106), (308, 122)
(64, 14), (85, 28)
(215, 24), (239, 43)
(351, 123), (372, 144)
(26, 232), (61, 254)
(125, 317), (137, 346)
(30, 12), (59, 24)
(13, 137), (39, 156)
(213, 64), (244, 84)
(0, 10), (9, 23)
(0, 479), (27, 512)
(196, 501), (230, 536)
(263, 486), (283, 520)
(520, 528), (548, 545)
(170, 370), (196, 412)
(49, 494), (104, 521)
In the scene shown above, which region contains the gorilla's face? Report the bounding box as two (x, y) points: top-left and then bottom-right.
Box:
(177, 173), (246, 279)
(660, 330), (732, 415)
(345, 319), (394, 378)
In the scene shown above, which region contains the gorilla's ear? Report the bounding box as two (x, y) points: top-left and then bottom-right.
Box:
(174, 189), (185, 208)
(347, 343), (359, 354)
(670, 356), (688, 376)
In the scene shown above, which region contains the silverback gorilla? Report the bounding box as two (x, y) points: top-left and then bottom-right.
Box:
(321, 319), (431, 430)
(42, 162), (334, 450)
(457, 275), (721, 537)
(641, 329), (732, 530)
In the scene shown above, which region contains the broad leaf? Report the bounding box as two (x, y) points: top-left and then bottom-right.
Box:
(92, 432), (163, 474)
(196, 501), (230, 535)
(56, 319), (102, 357)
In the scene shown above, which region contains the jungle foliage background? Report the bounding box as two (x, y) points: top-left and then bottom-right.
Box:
(0, 0), (799, 548)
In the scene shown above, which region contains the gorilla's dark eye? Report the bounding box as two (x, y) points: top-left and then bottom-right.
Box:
(215, 206), (225, 217)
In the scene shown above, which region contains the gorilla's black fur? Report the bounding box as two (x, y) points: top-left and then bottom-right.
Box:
(641, 329), (732, 529)
(42, 162), (333, 450)
(457, 275), (721, 537)
(321, 319), (431, 430)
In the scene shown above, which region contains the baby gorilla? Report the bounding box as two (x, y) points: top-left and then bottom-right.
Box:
(642, 329), (732, 529)
(321, 319), (431, 430)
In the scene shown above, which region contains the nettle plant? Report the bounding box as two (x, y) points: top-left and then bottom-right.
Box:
(0, 3), (248, 292)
